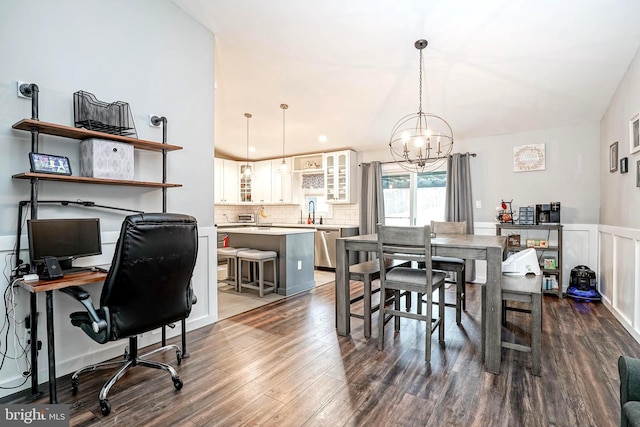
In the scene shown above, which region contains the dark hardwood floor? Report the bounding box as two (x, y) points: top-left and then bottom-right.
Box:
(11, 280), (640, 426)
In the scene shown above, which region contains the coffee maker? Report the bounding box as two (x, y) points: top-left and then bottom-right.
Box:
(535, 202), (561, 224)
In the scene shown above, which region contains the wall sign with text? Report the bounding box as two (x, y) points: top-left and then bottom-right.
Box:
(513, 143), (546, 172)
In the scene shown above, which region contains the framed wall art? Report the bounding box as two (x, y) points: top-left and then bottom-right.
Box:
(621, 157), (629, 174)
(630, 113), (640, 154)
(610, 141), (619, 172)
(513, 143), (545, 172)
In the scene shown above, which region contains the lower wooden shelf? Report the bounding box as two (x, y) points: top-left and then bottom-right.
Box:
(13, 172), (182, 188)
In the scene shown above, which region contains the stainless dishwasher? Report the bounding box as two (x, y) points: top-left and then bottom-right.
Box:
(314, 229), (340, 269)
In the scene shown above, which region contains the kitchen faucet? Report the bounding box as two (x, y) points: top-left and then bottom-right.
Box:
(308, 200), (315, 224)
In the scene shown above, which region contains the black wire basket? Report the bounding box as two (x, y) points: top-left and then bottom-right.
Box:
(73, 91), (137, 137)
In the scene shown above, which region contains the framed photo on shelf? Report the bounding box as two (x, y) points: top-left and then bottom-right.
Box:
(631, 113), (640, 154)
(29, 152), (72, 175)
(610, 141), (618, 172)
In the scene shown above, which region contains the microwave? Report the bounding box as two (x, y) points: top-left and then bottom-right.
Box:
(238, 214), (255, 223)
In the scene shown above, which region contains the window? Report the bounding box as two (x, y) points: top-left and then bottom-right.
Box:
(382, 169), (447, 226)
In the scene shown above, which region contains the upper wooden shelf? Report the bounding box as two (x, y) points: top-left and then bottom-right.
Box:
(12, 119), (182, 152)
(12, 172), (182, 188)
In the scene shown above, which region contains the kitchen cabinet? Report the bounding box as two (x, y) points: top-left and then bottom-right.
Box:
(272, 158), (299, 203)
(324, 150), (357, 203)
(239, 163), (253, 202)
(496, 223), (563, 298)
(214, 158), (239, 203)
(252, 160), (273, 203)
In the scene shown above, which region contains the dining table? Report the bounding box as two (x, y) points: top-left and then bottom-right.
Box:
(335, 232), (507, 374)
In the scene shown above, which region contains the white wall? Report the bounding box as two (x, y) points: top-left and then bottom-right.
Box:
(599, 44), (640, 341)
(361, 122), (601, 225)
(0, 0), (217, 398)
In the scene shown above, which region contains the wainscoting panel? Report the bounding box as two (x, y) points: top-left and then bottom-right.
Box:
(599, 225), (640, 343)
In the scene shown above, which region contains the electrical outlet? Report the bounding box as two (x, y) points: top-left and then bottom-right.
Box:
(475, 200), (482, 209)
(17, 81), (31, 98)
(297, 260), (302, 270)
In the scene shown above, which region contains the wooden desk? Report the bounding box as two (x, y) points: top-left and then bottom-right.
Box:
(18, 270), (107, 403)
(335, 233), (507, 374)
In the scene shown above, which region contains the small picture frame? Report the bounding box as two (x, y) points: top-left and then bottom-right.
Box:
(631, 113), (640, 154)
(29, 152), (72, 175)
(637, 160), (640, 187)
(610, 141), (618, 172)
(621, 157), (629, 174)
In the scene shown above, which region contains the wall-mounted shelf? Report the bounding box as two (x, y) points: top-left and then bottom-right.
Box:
(12, 172), (181, 188)
(13, 119), (182, 152)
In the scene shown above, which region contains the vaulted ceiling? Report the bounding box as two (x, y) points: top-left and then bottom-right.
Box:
(174, 0), (640, 161)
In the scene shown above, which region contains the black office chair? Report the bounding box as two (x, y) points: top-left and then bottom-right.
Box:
(60, 213), (198, 416)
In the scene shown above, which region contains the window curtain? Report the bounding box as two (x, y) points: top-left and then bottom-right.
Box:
(445, 153), (476, 280)
(359, 161), (384, 262)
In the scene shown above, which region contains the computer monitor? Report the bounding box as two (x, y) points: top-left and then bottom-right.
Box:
(27, 218), (102, 271)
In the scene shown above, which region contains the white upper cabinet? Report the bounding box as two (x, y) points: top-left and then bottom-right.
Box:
(253, 160), (273, 204)
(272, 158), (300, 204)
(324, 150), (358, 204)
(214, 158), (239, 204)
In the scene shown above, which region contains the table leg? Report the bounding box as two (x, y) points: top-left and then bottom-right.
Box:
(336, 238), (350, 336)
(25, 293), (42, 401)
(45, 291), (57, 403)
(484, 247), (502, 374)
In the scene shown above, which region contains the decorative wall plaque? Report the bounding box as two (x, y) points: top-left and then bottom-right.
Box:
(513, 143), (545, 172)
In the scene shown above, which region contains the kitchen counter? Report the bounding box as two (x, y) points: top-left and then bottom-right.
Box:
(225, 228), (315, 296)
(217, 223), (359, 231)
(220, 227), (314, 235)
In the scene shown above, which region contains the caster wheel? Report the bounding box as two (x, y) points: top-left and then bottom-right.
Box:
(173, 378), (183, 390)
(176, 352), (183, 365)
(100, 399), (111, 416)
(71, 379), (79, 395)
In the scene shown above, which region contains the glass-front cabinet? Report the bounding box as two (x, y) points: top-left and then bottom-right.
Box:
(239, 163), (253, 202)
(323, 150), (357, 203)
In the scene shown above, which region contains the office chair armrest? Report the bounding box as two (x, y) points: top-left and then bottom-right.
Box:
(59, 286), (108, 333)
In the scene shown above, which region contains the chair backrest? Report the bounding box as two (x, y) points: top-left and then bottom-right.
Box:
(377, 224), (432, 269)
(431, 220), (467, 235)
(101, 213), (198, 339)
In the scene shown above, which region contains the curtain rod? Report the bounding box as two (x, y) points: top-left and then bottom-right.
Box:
(359, 152), (477, 166)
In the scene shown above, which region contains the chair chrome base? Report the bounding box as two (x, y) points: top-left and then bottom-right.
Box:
(71, 336), (183, 416)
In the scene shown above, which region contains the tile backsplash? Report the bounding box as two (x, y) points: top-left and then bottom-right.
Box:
(214, 203), (359, 226)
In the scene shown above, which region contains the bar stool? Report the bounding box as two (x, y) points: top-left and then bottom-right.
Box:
(217, 247), (247, 291)
(237, 249), (278, 297)
(482, 274), (542, 376)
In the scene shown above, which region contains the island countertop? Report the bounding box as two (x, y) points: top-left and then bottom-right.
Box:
(220, 227), (314, 235)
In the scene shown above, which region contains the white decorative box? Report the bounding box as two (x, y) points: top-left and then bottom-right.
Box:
(80, 138), (134, 180)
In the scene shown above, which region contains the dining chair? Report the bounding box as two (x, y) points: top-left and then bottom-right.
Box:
(428, 220), (467, 324)
(377, 224), (447, 362)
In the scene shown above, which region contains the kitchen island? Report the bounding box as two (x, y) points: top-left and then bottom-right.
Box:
(223, 227), (315, 296)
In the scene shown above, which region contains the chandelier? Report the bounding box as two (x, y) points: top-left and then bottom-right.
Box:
(389, 39), (454, 173)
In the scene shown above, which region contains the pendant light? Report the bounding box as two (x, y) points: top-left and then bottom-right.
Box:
(278, 103), (289, 173)
(243, 112), (252, 176)
(388, 39), (454, 172)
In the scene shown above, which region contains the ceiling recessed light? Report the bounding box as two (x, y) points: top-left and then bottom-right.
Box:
(318, 135), (327, 143)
